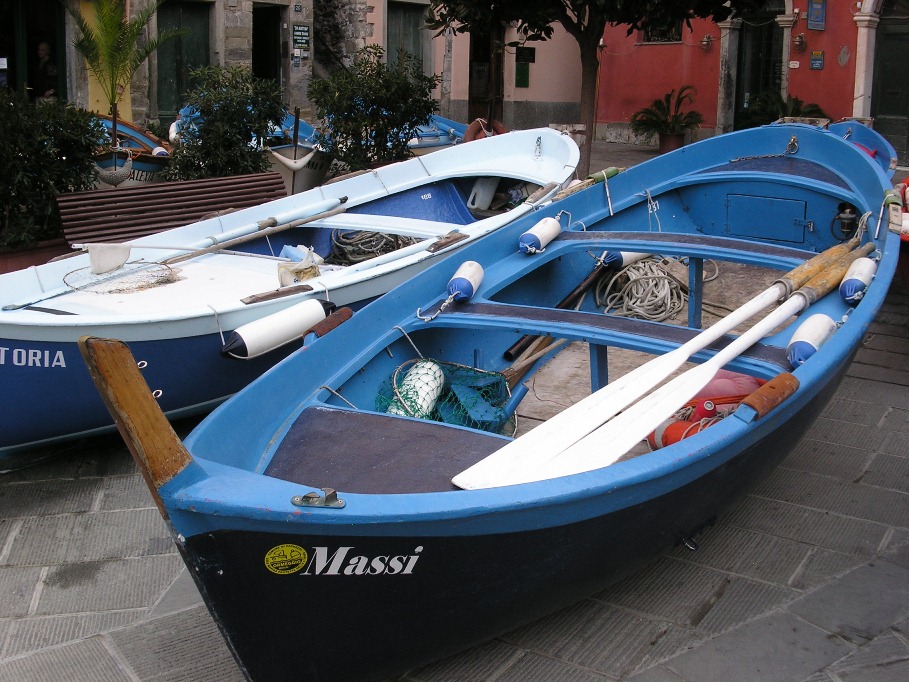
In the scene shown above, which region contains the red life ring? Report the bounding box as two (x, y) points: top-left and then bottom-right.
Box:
(463, 118), (508, 142)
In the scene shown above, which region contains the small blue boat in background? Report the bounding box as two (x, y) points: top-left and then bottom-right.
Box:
(94, 114), (172, 187)
(828, 118), (898, 177)
(79, 123), (899, 680)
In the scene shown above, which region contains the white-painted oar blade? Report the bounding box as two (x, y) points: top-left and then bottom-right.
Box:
(509, 296), (808, 485)
(453, 285), (783, 490)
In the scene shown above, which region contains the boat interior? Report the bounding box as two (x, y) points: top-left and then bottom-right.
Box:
(186, 142), (885, 494)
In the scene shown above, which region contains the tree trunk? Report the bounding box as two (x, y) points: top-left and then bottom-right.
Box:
(575, 43), (601, 179)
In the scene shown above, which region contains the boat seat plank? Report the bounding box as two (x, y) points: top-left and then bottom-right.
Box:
(264, 406), (508, 494)
(57, 172), (287, 245)
(308, 213), (465, 238)
(554, 231), (815, 265)
(441, 302), (791, 369)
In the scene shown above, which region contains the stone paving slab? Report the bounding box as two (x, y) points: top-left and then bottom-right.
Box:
(1, 141), (907, 681)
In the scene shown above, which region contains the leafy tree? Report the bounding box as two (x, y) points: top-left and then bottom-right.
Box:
(166, 66), (286, 180)
(0, 92), (104, 248)
(429, 0), (764, 175)
(308, 45), (441, 170)
(68, 0), (183, 150)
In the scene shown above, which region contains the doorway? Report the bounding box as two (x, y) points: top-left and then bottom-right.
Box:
(733, 2), (784, 129)
(872, 1), (909, 161)
(252, 4), (282, 84)
(157, 0), (211, 125)
(0, 0), (66, 100)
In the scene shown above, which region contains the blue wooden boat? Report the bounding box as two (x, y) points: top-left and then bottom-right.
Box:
(79, 123), (898, 680)
(0, 129), (578, 469)
(95, 114), (172, 186)
(827, 119), (898, 177)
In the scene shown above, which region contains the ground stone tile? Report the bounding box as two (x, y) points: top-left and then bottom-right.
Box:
(0, 636), (130, 682)
(5, 514), (78, 566)
(752, 469), (909, 528)
(66, 508), (173, 562)
(1, 610), (143, 657)
(659, 612), (853, 682)
(36, 554), (183, 615)
(495, 652), (607, 681)
(108, 605), (243, 682)
(0, 566), (43, 619)
(789, 560), (909, 644)
(862, 453), (909, 494)
(722, 496), (887, 556)
(783, 439), (873, 481)
(0, 479), (100, 519)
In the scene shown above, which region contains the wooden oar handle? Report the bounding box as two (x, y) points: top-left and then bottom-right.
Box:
(504, 263), (605, 361)
(778, 237), (859, 293)
(798, 241), (874, 304)
(741, 372), (800, 419)
(305, 307), (353, 339)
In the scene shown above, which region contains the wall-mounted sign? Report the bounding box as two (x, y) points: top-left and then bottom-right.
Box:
(810, 50), (824, 70)
(515, 47), (536, 64)
(294, 3), (302, 11)
(789, 61), (800, 69)
(807, 0), (826, 31)
(292, 24), (310, 51)
(515, 62), (530, 88)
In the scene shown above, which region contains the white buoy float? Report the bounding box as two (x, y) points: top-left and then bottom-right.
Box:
(786, 313), (838, 367)
(417, 261), (484, 321)
(518, 217), (562, 254)
(838, 256), (877, 304)
(221, 299), (336, 359)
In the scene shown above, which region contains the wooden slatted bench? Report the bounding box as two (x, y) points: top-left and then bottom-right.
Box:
(57, 172), (288, 245)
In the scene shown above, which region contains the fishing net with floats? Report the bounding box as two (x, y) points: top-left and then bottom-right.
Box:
(377, 358), (515, 435)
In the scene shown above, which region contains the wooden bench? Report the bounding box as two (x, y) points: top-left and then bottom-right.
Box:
(57, 172), (287, 245)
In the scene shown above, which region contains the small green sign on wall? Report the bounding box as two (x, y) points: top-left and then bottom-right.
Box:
(515, 62), (530, 88)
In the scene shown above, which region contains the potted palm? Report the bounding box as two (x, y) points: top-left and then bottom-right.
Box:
(630, 85), (704, 154)
(68, 0), (182, 185)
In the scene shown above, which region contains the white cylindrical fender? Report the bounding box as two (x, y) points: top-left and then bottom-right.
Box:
(221, 299), (335, 359)
(518, 217), (562, 254)
(786, 314), (837, 368)
(387, 360), (446, 418)
(447, 261), (484, 302)
(599, 251), (650, 268)
(839, 257), (877, 304)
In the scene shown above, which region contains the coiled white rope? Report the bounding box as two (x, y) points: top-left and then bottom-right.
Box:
(595, 256), (729, 321)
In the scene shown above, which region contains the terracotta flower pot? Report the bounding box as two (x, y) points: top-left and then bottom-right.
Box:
(658, 133), (685, 154)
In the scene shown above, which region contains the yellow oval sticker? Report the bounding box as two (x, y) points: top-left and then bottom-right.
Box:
(264, 544), (308, 575)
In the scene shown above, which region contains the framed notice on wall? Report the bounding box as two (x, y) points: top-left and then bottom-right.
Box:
(807, 0), (826, 31)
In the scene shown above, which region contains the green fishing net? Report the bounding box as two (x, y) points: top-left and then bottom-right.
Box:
(377, 358), (515, 435)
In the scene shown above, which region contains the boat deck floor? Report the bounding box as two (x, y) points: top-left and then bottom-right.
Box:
(263, 406), (506, 493)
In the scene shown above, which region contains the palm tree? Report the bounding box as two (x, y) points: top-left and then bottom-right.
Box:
(68, 0), (183, 162)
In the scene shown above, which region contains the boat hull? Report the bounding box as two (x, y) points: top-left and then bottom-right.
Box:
(178, 364), (843, 681)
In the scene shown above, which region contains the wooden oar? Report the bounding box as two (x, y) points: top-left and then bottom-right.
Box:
(523, 241), (873, 483)
(453, 238), (863, 489)
(78, 336), (199, 522)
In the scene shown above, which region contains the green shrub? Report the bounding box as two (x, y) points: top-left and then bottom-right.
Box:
(166, 66), (286, 180)
(737, 92), (830, 129)
(308, 45), (441, 170)
(0, 91), (103, 249)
